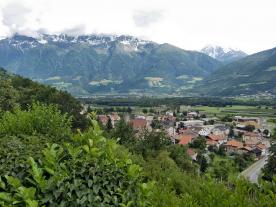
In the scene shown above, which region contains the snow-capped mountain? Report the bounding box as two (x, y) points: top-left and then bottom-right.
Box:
(201, 45), (247, 63)
(0, 33), (221, 96)
(4, 33), (153, 53)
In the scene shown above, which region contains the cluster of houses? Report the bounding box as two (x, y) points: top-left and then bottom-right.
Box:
(97, 110), (271, 160)
(173, 114), (270, 159)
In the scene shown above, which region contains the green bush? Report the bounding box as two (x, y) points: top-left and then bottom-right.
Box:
(0, 120), (152, 207)
(0, 135), (49, 178)
(0, 103), (71, 138)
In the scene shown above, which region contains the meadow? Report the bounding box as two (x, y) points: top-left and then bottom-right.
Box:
(181, 105), (276, 118)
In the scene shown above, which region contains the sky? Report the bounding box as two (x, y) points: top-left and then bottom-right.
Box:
(0, 0), (276, 54)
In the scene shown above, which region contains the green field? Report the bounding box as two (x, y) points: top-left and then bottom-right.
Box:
(90, 104), (276, 119)
(181, 105), (276, 119)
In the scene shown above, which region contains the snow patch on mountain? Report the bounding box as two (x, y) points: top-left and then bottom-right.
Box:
(3, 33), (153, 53)
(201, 45), (247, 63)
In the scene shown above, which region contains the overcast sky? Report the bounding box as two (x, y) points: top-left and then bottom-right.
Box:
(0, 0), (276, 54)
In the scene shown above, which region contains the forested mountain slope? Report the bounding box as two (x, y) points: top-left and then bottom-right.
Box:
(0, 34), (221, 95)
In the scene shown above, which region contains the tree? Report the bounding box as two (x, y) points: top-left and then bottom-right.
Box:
(221, 115), (233, 122)
(110, 119), (135, 145)
(151, 119), (162, 129)
(189, 137), (206, 151)
(262, 143), (276, 181)
(263, 129), (269, 136)
(207, 120), (215, 125)
(127, 106), (132, 113)
(196, 153), (208, 173)
(0, 79), (19, 111)
(176, 106), (180, 113)
(208, 145), (218, 153)
(167, 145), (197, 173)
(234, 154), (247, 171)
(229, 126), (235, 138)
(273, 128), (276, 139)
(106, 116), (113, 131)
(212, 160), (231, 181)
(135, 129), (171, 157)
(217, 145), (226, 156)
(244, 125), (255, 132)
(142, 108), (148, 114)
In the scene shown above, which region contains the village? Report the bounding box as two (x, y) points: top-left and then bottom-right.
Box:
(97, 107), (272, 164)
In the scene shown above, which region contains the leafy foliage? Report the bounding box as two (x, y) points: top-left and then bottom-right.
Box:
(0, 120), (152, 207)
(110, 119), (136, 146)
(189, 136), (206, 151)
(134, 129), (172, 157)
(167, 145), (198, 173)
(0, 103), (71, 138)
(0, 103), (72, 178)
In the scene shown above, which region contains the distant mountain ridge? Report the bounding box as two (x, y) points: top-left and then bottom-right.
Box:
(1, 34), (276, 97)
(0, 34), (221, 96)
(201, 45), (247, 63)
(195, 47), (276, 96)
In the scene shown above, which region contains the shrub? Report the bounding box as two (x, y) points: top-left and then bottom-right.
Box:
(0, 120), (152, 207)
(0, 103), (71, 138)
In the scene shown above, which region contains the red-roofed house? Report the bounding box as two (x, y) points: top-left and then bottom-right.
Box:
(178, 135), (194, 145)
(130, 118), (147, 131)
(177, 129), (198, 139)
(206, 134), (227, 147)
(225, 139), (243, 153)
(98, 115), (109, 125)
(240, 146), (252, 153)
(243, 132), (261, 147)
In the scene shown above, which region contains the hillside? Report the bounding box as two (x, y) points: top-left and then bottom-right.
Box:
(0, 34), (221, 96)
(201, 45), (247, 63)
(0, 68), (88, 129)
(195, 47), (276, 96)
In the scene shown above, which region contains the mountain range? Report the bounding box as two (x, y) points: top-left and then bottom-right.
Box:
(0, 33), (275, 97)
(201, 45), (247, 63)
(0, 34), (222, 96)
(195, 47), (276, 96)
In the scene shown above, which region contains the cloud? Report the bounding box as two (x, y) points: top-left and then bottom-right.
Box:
(1, 1), (41, 37)
(0, 0), (276, 53)
(132, 10), (163, 28)
(2, 2), (30, 34)
(61, 24), (87, 36)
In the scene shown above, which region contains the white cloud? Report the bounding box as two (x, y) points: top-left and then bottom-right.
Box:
(0, 0), (276, 53)
(133, 10), (164, 28)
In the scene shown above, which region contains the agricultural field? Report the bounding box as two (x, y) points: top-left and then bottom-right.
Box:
(181, 105), (276, 119)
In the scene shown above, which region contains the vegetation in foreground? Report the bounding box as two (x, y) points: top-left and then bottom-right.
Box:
(0, 104), (275, 206)
(0, 69), (276, 206)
